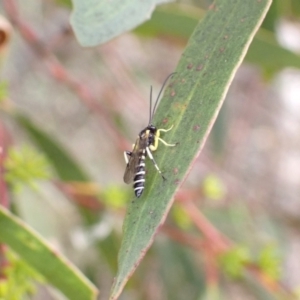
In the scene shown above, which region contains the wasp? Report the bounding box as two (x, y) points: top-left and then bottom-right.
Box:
(123, 73), (177, 198)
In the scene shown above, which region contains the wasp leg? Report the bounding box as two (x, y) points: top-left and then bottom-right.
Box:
(157, 137), (177, 147)
(150, 125), (177, 151)
(150, 138), (177, 151)
(146, 146), (166, 181)
(157, 125), (174, 133)
(124, 151), (132, 165)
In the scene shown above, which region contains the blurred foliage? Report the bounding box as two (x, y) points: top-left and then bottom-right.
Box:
(202, 174), (227, 201)
(16, 114), (89, 182)
(171, 204), (193, 229)
(4, 146), (50, 192)
(55, 0), (72, 7)
(101, 185), (129, 209)
(219, 246), (252, 278)
(0, 81), (7, 102)
(202, 284), (221, 300)
(0, 249), (43, 300)
(155, 240), (206, 300)
(257, 244), (281, 281)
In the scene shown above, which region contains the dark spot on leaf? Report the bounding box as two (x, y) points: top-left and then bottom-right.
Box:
(196, 64), (203, 71)
(174, 179), (180, 185)
(132, 200), (135, 204)
(187, 63), (193, 69)
(208, 3), (217, 11)
(196, 140), (200, 143)
(170, 90), (176, 97)
(220, 47), (225, 53)
(162, 118), (169, 124)
(174, 102), (186, 111)
(193, 124), (200, 131)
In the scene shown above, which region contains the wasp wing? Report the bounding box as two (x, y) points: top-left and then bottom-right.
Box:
(123, 138), (141, 184)
(123, 137), (149, 184)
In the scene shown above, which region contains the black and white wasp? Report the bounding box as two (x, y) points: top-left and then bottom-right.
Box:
(123, 73), (177, 198)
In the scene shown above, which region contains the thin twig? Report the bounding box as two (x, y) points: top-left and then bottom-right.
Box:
(161, 225), (205, 251)
(180, 199), (231, 253)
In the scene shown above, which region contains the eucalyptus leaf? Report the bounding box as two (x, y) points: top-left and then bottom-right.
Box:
(0, 207), (98, 300)
(136, 4), (300, 74)
(70, 0), (173, 46)
(110, 0), (272, 299)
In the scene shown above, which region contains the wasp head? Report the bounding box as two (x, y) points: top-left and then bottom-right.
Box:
(147, 124), (157, 134)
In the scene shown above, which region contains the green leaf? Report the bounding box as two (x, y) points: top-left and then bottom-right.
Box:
(261, 0), (278, 31)
(135, 5), (205, 39)
(70, 0), (173, 47)
(278, 0), (300, 18)
(0, 249), (44, 299)
(0, 206), (98, 300)
(245, 28), (300, 74)
(110, 1), (272, 299)
(137, 4), (300, 74)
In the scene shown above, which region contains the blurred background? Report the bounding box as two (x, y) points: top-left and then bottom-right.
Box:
(1, 0), (300, 299)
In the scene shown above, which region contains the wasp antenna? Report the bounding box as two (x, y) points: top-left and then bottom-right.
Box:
(149, 85), (153, 124)
(151, 72), (176, 124)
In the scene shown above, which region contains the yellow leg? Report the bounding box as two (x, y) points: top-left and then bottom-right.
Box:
(157, 137), (177, 147)
(157, 125), (173, 133)
(150, 125), (176, 151)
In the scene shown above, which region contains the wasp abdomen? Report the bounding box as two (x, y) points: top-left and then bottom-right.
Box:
(133, 152), (146, 198)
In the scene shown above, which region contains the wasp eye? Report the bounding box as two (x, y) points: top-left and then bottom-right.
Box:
(148, 124), (156, 131)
